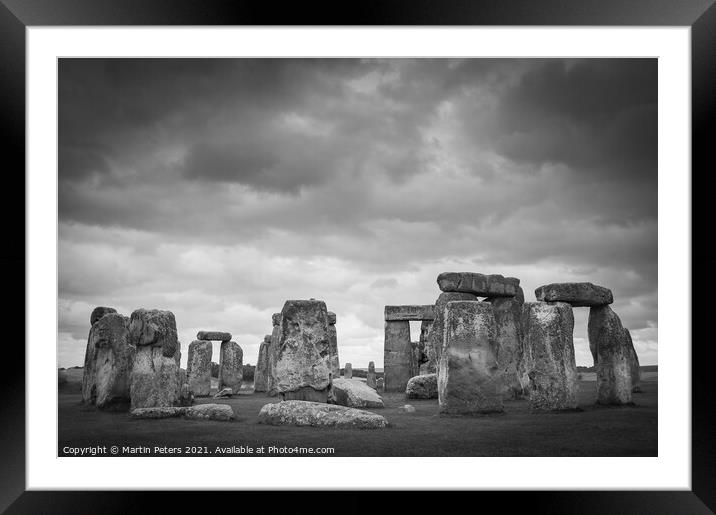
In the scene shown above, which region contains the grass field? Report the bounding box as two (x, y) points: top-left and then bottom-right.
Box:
(58, 372), (657, 457)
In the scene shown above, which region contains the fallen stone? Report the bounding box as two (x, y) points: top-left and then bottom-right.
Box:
(196, 331), (232, 342)
(128, 308), (179, 357)
(535, 282), (613, 307)
(438, 301), (503, 414)
(332, 378), (384, 409)
(258, 400), (388, 429)
(428, 292), (478, 370)
(437, 272), (520, 297)
(184, 403), (234, 421)
(214, 387), (233, 398)
(367, 361), (376, 389)
(384, 305), (435, 321)
(187, 340), (212, 397)
(521, 302), (578, 411)
(344, 362), (353, 379)
(90, 306), (118, 326)
(275, 300), (332, 402)
(399, 404), (416, 413)
(130, 406), (186, 419)
(588, 305), (633, 404)
(405, 373), (438, 399)
(218, 341), (243, 392)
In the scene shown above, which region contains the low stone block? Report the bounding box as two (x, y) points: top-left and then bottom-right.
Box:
(257, 400), (388, 429)
(184, 403), (234, 421)
(332, 378), (384, 409)
(405, 373), (438, 399)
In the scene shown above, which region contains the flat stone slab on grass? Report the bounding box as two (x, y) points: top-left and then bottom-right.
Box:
(405, 373), (438, 399)
(437, 272), (520, 297)
(384, 305), (436, 321)
(130, 406), (187, 419)
(197, 331), (232, 341)
(185, 403), (234, 421)
(332, 378), (384, 408)
(258, 400), (388, 429)
(535, 282), (613, 307)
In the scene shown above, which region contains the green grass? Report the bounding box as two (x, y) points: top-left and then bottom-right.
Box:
(58, 377), (657, 457)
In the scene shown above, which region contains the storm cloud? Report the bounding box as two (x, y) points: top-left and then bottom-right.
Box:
(58, 58), (658, 369)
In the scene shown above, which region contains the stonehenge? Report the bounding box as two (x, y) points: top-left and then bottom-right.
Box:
(367, 361), (376, 389)
(438, 301), (503, 414)
(383, 304), (434, 392)
(484, 288), (525, 399)
(535, 282), (613, 307)
(218, 340), (243, 392)
(406, 373), (438, 399)
(274, 299), (333, 402)
(267, 312), (281, 396)
(428, 292), (478, 370)
(344, 362), (353, 379)
(187, 340), (212, 397)
(588, 305), (633, 404)
(521, 302), (578, 411)
(437, 272), (521, 297)
(328, 311), (340, 380)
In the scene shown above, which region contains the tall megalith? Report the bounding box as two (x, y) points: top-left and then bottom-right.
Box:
(219, 340), (243, 392)
(275, 299), (333, 402)
(327, 311), (340, 380)
(438, 301), (503, 414)
(267, 313), (281, 396)
(521, 302), (578, 411)
(588, 305), (633, 405)
(384, 320), (413, 392)
(254, 336), (270, 392)
(186, 340), (213, 397)
(484, 286), (525, 399)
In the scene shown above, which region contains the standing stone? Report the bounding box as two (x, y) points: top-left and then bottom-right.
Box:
(267, 313), (281, 397)
(624, 328), (642, 393)
(376, 377), (384, 393)
(535, 282), (613, 307)
(344, 363), (353, 379)
(90, 306), (118, 326)
(438, 301), (503, 414)
(327, 311), (340, 380)
(384, 320), (413, 392)
(588, 305), (633, 405)
(187, 340), (212, 397)
(428, 292), (478, 371)
(254, 337), (270, 392)
(419, 320), (434, 374)
(92, 313), (133, 409)
(437, 272), (520, 297)
(219, 340), (243, 392)
(81, 329), (98, 405)
(367, 361), (376, 389)
(128, 309), (181, 410)
(484, 288), (525, 399)
(521, 302), (578, 411)
(275, 300), (332, 402)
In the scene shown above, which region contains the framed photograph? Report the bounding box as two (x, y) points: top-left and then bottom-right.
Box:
(3, 0), (713, 511)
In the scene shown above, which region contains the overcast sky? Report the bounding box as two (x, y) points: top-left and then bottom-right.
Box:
(58, 58), (657, 369)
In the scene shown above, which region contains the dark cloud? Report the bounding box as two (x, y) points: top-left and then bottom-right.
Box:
(57, 58), (658, 368)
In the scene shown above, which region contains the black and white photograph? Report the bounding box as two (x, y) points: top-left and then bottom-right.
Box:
(56, 57), (658, 457)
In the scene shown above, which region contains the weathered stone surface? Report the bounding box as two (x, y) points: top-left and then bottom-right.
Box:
(484, 293), (525, 399)
(399, 404), (416, 413)
(90, 306), (117, 326)
(535, 282), (613, 307)
(384, 320), (415, 392)
(332, 378), (384, 408)
(128, 309), (178, 357)
(438, 302), (503, 414)
(624, 328), (642, 393)
(384, 305), (435, 321)
(327, 313), (340, 380)
(196, 331), (232, 342)
(344, 363), (353, 379)
(267, 313), (281, 396)
(185, 403), (234, 421)
(254, 341), (270, 392)
(92, 313), (133, 409)
(428, 292), (478, 370)
(376, 377), (384, 392)
(419, 320), (435, 373)
(218, 341), (243, 392)
(130, 406), (186, 419)
(367, 361), (376, 389)
(187, 340), (212, 397)
(588, 305), (633, 404)
(130, 345), (181, 410)
(521, 302), (578, 411)
(437, 272), (520, 297)
(214, 387), (233, 398)
(275, 300), (332, 402)
(258, 400), (388, 429)
(405, 373), (438, 399)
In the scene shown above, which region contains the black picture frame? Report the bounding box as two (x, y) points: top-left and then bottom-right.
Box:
(2, 0), (713, 512)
